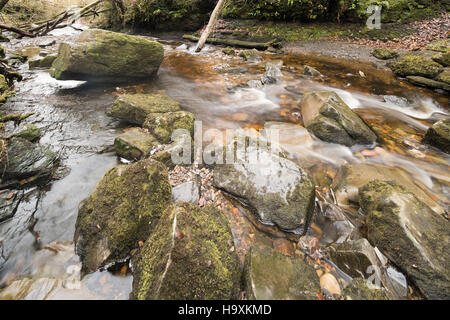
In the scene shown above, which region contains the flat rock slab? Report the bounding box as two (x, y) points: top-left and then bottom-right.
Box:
(114, 127), (158, 160)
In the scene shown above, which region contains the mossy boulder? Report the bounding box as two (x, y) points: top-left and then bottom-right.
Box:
(422, 119), (450, 153)
(406, 76), (450, 91)
(372, 48), (398, 60)
(0, 138), (58, 187)
(359, 180), (450, 300)
(114, 127), (158, 160)
(342, 278), (390, 300)
(244, 245), (320, 300)
(432, 52), (450, 67)
(74, 158), (172, 274)
(437, 70), (450, 84)
(12, 125), (41, 142)
(151, 133), (193, 169)
(222, 47), (235, 55)
(109, 94), (181, 126)
(239, 49), (262, 62)
(213, 138), (315, 232)
(143, 111), (195, 144)
(331, 163), (444, 215)
(300, 91), (377, 146)
(390, 56), (443, 78)
(50, 29), (164, 82)
(28, 55), (57, 69)
(131, 203), (241, 300)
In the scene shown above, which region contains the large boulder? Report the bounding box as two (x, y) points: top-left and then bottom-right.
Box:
(213, 139), (315, 231)
(114, 127), (158, 160)
(359, 180), (450, 300)
(300, 91), (377, 146)
(390, 56), (443, 78)
(50, 29), (164, 82)
(74, 158), (171, 274)
(109, 94), (181, 126)
(422, 119), (450, 153)
(331, 163), (444, 215)
(131, 203), (241, 300)
(0, 138), (58, 187)
(143, 110), (195, 144)
(244, 245), (320, 300)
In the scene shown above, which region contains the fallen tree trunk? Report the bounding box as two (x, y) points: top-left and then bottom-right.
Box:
(0, 0), (9, 12)
(184, 34), (278, 50)
(0, 24), (35, 37)
(195, 0), (225, 52)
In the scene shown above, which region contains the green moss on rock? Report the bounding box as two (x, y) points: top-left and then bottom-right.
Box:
(12, 125), (41, 142)
(109, 94), (181, 125)
(372, 48), (398, 60)
(342, 278), (389, 300)
(432, 52), (450, 67)
(28, 55), (57, 69)
(0, 75), (8, 94)
(143, 110), (195, 144)
(131, 203), (241, 300)
(74, 158), (172, 274)
(239, 49), (262, 62)
(114, 127), (158, 160)
(406, 76), (450, 91)
(423, 119), (450, 153)
(391, 56), (443, 78)
(437, 70), (450, 84)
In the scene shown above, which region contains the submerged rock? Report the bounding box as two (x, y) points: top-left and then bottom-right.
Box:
(131, 203), (241, 300)
(303, 65), (322, 77)
(109, 94), (181, 126)
(213, 139), (315, 231)
(0, 138), (58, 187)
(74, 158), (171, 274)
(390, 56), (443, 78)
(300, 91), (377, 146)
(423, 119), (450, 153)
(50, 29), (164, 82)
(244, 245), (320, 300)
(342, 278), (390, 300)
(114, 128), (158, 160)
(372, 48), (397, 60)
(331, 163), (444, 215)
(143, 110), (195, 144)
(406, 76), (449, 91)
(359, 180), (450, 300)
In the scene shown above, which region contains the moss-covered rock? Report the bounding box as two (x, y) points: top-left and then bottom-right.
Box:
(0, 138), (58, 187)
(222, 47), (236, 55)
(342, 278), (390, 300)
(372, 48), (398, 60)
(390, 56), (443, 78)
(109, 94), (181, 126)
(422, 119), (450, 153)
(244, 245), (320, 300)
(50, 29), (164, 82)
(74, 158), (171, 274)
(300, 91), (377, 146)
(239, 49), (262, 62)
(437, 70), (450, 84)
(28, 55), (57, 69)
(432, 52), (450, 67)
(131, 203), (241, 300)
(213, 137), (315, 232)
(114, 128), (158, 160)
(143, 111), (195, 144)
(359, 180), (450, 300)
(12, 125), (41, 142)
(151, 133), (193, 168)
(331, 163), (444, 215)
(406, 76), (450, 91)
(0, 75), (9, 94)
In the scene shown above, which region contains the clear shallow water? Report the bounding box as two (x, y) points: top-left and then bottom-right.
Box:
(0, 27), (448, 299)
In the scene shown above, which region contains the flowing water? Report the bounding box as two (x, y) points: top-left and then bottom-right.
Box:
(0, 26), (448, 299)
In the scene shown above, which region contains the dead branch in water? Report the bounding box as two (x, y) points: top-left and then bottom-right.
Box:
(195, 0), (226, 52)
(184, 34), (278, 50)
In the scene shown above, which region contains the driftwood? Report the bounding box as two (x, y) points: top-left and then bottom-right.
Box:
(183, 34), (278, 50)
(0, 0), (105, 38)
(195, 0), (225, 52)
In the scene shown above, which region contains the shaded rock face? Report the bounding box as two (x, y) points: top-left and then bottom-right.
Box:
(50, 29), (164, 82)
(331, 163), (444, 215)
(0, 190), (24, 223)
(109, 94), (181, 126)
(423, 119), (450, 153)
(244, 245), (320, 300)
(28, 55), (57, 69)
(143, 111), (195, 144)
(432, 52), (450, 67)
(390, 56), (443, 78)
(213, 142), (315, 232)
(114, 128), (158, 160)
(74, 159), (171, 274)
(342, 278), (389, 300)
(151, 133), (193, 169)
(359, 180), (450, 300)
(300, 91), (377, 147)
(131, 203), (241, 300)
(0, 138), (58, 187)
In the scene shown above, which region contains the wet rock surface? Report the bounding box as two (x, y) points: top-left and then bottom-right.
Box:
(342, 278), (390, 300)
(131, 203), (241, 300)
(74, 158), (172, 274)
(423, 119), (450, 153)
(114, 127), (158, 160)
(143, 110), (195, 144)
(50, 29), (164, 82)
